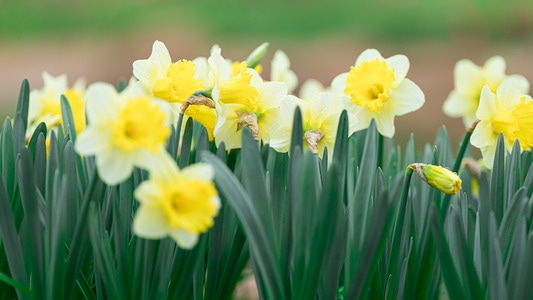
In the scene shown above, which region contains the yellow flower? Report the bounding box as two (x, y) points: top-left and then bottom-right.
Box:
(443, 56), (529, 128)
(409, 163), (462, 195)
(470, 78), (533, 168)
(212, 64), (288, 149)
(28, 71), (86, 136)
(269, 92), (358, 159)
(74, 82), (170, 185)
(133, 155), (220, 249)
(133, 41), (215, 139)
(332, 49), (424, 137)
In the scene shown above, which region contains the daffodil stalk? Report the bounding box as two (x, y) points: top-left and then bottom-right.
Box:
(452, 119), (480, 173)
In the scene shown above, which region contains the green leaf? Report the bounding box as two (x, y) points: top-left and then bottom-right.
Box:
(0, 175), (28, 299)
(487, 213), (508, 300)
(15, 79), (30, 133)
(60, 94), (77, 142)
(491, 134), (505, 223)
(179, 118), (194, 168)
(201, 151), (285, 300)
(16, 148), (45, 297)
(0, 271), (33, 298)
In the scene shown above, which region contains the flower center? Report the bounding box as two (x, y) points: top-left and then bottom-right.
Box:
(491, 109), (520, 147)
(344, 58), (395, 113)
(112, 97), (170, 152)
(153, 60), (206, 104)
(161, 179), (218, 233)
(219, 62), (259, 111)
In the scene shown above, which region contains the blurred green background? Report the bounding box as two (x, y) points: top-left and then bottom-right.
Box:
(1, 0), (533, 147)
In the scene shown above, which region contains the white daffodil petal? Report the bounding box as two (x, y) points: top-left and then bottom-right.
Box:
(133, 204), (168, 239)
(355, 49), (382, 65)
(386, 54), (410, 85)
(96, 150), (133, 185)
(169, 229), (199, 250)
(476, 86), (497, 120)
(388, 79), (425, 116)
(75, 127), (111, 155)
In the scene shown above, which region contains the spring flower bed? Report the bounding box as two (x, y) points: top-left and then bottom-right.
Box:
(1, 41), (532, 299)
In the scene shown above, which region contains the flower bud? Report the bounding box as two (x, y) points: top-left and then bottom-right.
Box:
(408, 163), (462, 195)
(246, 42), (269, 69)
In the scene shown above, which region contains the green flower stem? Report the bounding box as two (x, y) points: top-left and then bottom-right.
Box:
(441, 120), (478, 218)
(388, 167), (414, 278)
(452, 120), (479, 173)
(377, 133), (384, 169)
(175, 112), (184, 156)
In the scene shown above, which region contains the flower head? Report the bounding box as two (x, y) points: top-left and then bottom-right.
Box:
(409, 163), (462, 195)
(133, 155), (220, 249)
(470, 78), (533, 168)
(332, 49), (424, 137)
(75, 82), (170, 185)
(270, 92), (358, 159)
(28, 71), (86, 136)
(133, 41), (216, 138)
(212, 64), (287, 149)
(443, 56), (529, 128)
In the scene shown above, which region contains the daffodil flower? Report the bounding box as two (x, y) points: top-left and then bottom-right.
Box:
(75, 82), (171, 185)
(28, 71), (86, 136)
(212, 63), (288, 149)
(133, 154), (220, 249)
(270, 92), (358, 159)
(271, 50), (298, 93)
(443, 56), (529, 128)
(332, 49), (424, 138)
(133, 41), (215, 138)
(470, 78), (533, 168)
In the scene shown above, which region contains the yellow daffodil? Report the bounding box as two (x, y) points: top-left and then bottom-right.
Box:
(74, 82), (171, 185)
(133, 155), (220, 249)
(271, 50), (298, 93)
(470, 78), (533, 168)
(133, 41), (216, 139)
(270, 92), (358, 159)
(443, 56), (529, 128)
(409, 163), (462, 195)
(212, 64), (288, 149)
(332, 49), (424, 137)
(28, 71), (86, 137)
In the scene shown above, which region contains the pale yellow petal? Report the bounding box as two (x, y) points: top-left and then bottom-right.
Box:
(133, 204), (168, 239)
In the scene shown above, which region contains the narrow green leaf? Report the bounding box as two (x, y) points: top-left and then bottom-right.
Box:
(491, 134), (505, 223)
(0, 175), (28, 299)
(60, 95), (77, 142)
(430, 205), (467, 300)
(289, 106), (303, 157)
(178, 118), (194, 168)
(2, 118), (16, 200)
(0, 271), (33, 298)
(487, 213), (508, 300)
(201, 151), (285, 300)
(15, 79), (30, 133)
(16, 149), (45, 297)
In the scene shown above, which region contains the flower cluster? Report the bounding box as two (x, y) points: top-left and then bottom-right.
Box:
(26, 41), (430, 248)
(443, 57), (532, 168)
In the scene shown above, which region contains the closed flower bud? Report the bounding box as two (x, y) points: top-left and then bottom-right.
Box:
(246, 42), (269, 69)
(408, 163), (462, 195)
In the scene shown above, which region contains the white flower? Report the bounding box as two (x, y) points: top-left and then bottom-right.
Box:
(271, 50), (298, 93)
(443, 56), (529, 128)
(75, 82), (170, 185)
(133, 155), (220, 249)
(332, 49), (424, 137)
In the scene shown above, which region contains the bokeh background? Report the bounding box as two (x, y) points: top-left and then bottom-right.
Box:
(2, 0), (533, 149)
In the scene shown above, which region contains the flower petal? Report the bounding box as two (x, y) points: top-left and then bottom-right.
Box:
(331, 73), (348, 95)
(169, 229), (199, 250)
(96, 149), (133, 185)
(355, 49), (383, 65)
(85, 82), (119, 124)
(388, 79), (425, 116)
(476, 86), (497, 120)
(374, 105), (396, 138)
(133, 204), (168, 239)
(386, 54), (409, 86)
(75, 126), (112, 155)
